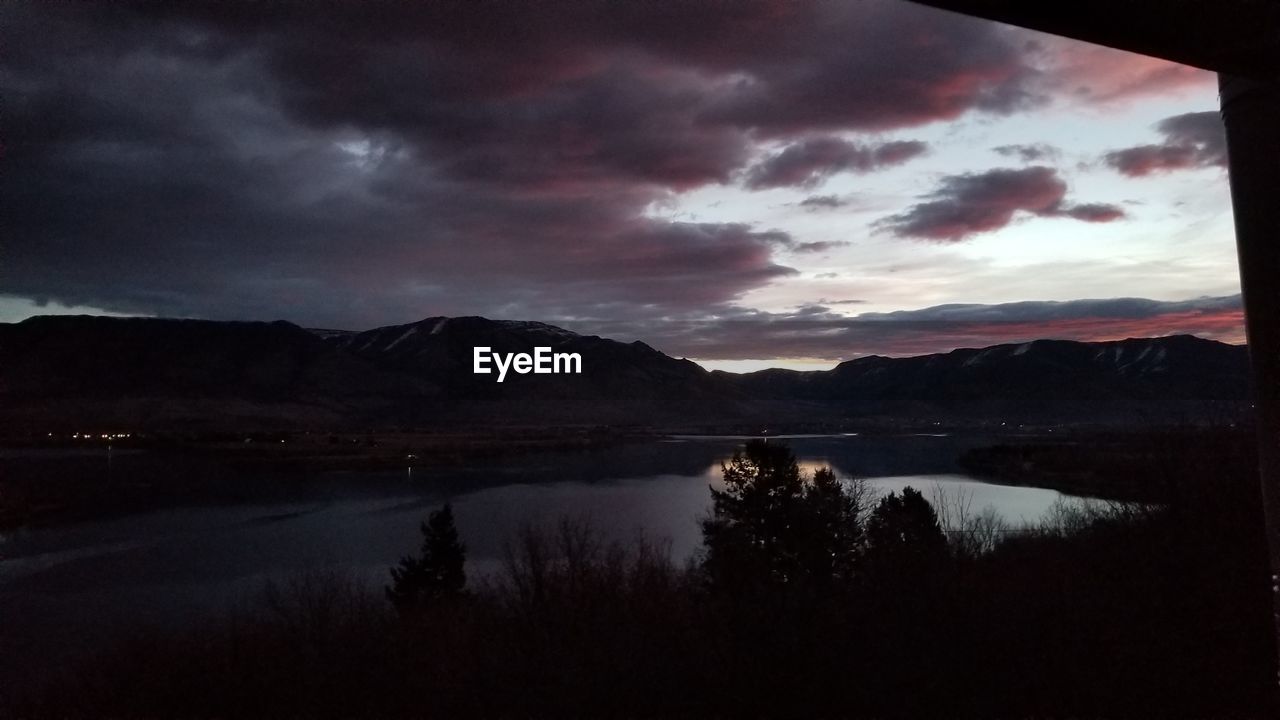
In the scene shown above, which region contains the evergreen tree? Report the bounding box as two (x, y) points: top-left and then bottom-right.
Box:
(386, 503), (467, 613)
(701, 440), (863, 591)
(863, 486), (947, 584)
(798, 467), (863, 587)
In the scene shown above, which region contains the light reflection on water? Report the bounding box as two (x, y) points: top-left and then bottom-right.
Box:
(712, 457), (1074, 530)
(0, 434), (1088, 682)
(1, 436), (1086, 587)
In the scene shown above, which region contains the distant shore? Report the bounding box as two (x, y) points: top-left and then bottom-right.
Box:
(1, 424), (1253, 531)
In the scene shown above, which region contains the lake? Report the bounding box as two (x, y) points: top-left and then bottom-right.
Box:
(0, 433), (1084, 683)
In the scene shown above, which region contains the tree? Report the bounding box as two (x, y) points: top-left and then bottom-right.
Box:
(862, 486), (947, 584)
(386, 503), (467, 613)
(701, 440), (863, 591)
(799, 467), (864, 587)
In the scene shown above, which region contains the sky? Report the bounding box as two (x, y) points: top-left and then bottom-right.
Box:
(2, 0), (1245, 371)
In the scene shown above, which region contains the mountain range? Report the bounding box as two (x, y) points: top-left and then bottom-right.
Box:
(0, 315), (1253, 432)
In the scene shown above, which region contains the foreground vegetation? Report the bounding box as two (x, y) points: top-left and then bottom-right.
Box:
(12, 440), (1276, 718)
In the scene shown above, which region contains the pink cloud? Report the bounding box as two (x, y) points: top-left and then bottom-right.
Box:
(1032, 36), (1215, 105)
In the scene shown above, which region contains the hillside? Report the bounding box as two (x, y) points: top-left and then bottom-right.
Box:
(0, 316), (1252, 431)
(0, 315), (772, 430)
(727, 335), (1251, 425)
(324, 316), (771, 424)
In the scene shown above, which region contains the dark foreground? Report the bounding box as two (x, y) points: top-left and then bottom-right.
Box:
(7, 435), (1276, 719)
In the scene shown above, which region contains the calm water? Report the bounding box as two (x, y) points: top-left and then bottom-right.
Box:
(0, 434), (1082, 682)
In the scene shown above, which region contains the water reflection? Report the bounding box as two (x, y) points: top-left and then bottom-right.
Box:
(0, 434), (1085, 684)
(1, 435), (1083, 588)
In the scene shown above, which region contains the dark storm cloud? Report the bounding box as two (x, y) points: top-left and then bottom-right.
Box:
(1, 0), (1163, 330)
(878, 167), (1125, 242)
(1, 1), (795, 325)
(692, 1), (1045, 132)
(555, 222), (799, 307)
(992, 143), (1059, 162)
(573, 295), (1244, 361)
(1103, 111), (1227, 177)
(743, 138), (927, 189)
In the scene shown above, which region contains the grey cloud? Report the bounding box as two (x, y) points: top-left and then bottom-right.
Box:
(744, 138), (927, 189)
(992, 143), (1058, 162)
(799, 194), (847, 210)
(1, 1), (1149, 332)
(1104, 111), (1226, 176)
(569, 295), (1244, 362)
(878, 167), (1124, 242)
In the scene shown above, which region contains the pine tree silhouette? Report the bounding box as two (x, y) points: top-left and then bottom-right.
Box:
(386, 503), (467, 613)
(701, 440), (863, 591)
(863, 486), (947, 585)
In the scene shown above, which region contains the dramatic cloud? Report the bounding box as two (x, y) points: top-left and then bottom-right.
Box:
(578, 295), (1244, 362)
(878, 167), (1125, 241)
(0, 0), (1210, 336)
(744, 138), (927, 189)
(1104, 111), (1227, 176)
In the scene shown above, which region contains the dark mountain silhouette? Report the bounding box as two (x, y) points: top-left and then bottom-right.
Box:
(0, 315), (1252, 431)
(0, 315), (433, 430)
(0, 315), (767, 430)
(726, 335), (1251, 425)
(325, 316), (767, 424)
